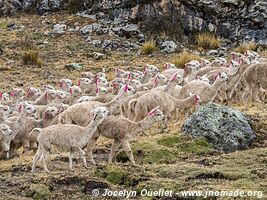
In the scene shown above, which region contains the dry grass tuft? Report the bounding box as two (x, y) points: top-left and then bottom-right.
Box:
(22, 51), (42, 66)
(141, 40), (157, 55)
(234, 41), (258, 53)
(171, 51), (201, 68)
(196, 32), (221, 49)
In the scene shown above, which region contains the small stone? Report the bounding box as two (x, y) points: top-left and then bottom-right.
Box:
(64, 63), (83, 71)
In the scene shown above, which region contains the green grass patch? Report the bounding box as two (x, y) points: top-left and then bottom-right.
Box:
(0, 22), (8, 29)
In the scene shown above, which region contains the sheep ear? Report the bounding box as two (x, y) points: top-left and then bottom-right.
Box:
(170, 73), (177, 81)
(0, 92), (2, 99)
(123, 84), (129, 92)
(148, 106), (160, 116)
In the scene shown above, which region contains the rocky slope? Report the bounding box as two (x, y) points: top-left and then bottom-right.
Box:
(1, 0), (266, 46)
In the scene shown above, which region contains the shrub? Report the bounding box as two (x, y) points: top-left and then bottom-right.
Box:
(196, 32), (221, 49)
(141, 11), (184, 41)
(141, 40), (157, 55)
(234, 41), (258, 53)
(22, 51), (42, 66)
(171, 51), (201, 68)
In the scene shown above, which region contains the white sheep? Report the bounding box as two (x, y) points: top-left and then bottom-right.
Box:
(31, 106), (109, 173)
(88, 107), (165, 164)
(0, 124), (14, 159)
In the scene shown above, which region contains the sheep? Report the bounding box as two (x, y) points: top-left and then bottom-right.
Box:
(87, 107), (165, 164)
(137, 74), (168, 91)
(177, 72), (229, 104)
(31, 106), (109, 173)
(150, 72), (184, 96)
(120, 91), (148, 119)
(238, 62), (267, 105)
(59, 78), (72, 92)
(25, 87), (41, 101)
(141, 64), (159, 83)
(129, 92), (200, 125)
(35, 89), (57, 105)
(0, 124), (14, 159)
(77, 78), (93, 92)
(0, 105), (13, 118)
(52, 84), (134, 126)
(10, 88), (25, 99)
(83, 71), (95, 80)
(0, 92), (10, 101)
(35, 103), (68, 120)
(3, 103), (37, 157)
(165, 62), (176, 69)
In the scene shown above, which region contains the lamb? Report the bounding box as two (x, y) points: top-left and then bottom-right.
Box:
(87, 107), (165, 164)
(129, 91), (200, 125)
(35, 89), (57, 105)
(53, 84), (134, 126)
(176, 72), (229, 104)
(0, 124), (14, 159)
(31, 106), (109, 173)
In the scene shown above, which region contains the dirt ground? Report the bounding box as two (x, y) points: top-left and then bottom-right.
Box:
(0, 13), (267, 200)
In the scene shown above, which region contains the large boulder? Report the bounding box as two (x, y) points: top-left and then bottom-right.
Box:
(182, 103), (256, 153)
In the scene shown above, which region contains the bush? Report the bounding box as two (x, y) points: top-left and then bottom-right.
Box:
(234, 41), (258, 53)
(141, 40), (157, 55)
(171, 51), (201, 68)
(196, 32), (221, 49)
(141, 12), (184, 41)
(22, 51), (42, 66)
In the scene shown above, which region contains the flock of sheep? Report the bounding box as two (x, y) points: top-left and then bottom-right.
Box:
(0, 50), (266, 173)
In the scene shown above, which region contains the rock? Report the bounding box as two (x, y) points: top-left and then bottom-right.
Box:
(80, 23), (108, 35)
(36, 0), (63, 15)
(52, 24), (66, 34)
(93, 52), (104, 60)
(111, 23), (140, 38)
(7, 23), (25, 30)
(64, 63), (83, 71)
(160, 41), (177, 54)
(220, 0), (241, 6)
(207, 50), (219, 56)
(182, 103), (256, 153)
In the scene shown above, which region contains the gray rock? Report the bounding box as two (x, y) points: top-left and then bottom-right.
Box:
(182, 103), (256, 153)
(111, 23), (140, 38)
(93, 52), (104, 60)
(160, 41), (177, 54)
(64, 63), (83, 71)
(52, 24), (66, 34)
(207, 50), (219, 56)
(37, 0), (63, 14)
(221, 0), (241, 6)
(80, 23), (108, 35)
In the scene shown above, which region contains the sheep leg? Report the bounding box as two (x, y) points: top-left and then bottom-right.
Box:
(86, 136), (98, 165)
(108, 140), (121, 163)
(40, 149), (50, 173)
(121, 140), (135, 164)
(22, 139), (30, 154)
(32, 147), (42, 173)
(77, 147), (88, 168)
(69, 149), (75, 171)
